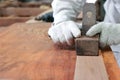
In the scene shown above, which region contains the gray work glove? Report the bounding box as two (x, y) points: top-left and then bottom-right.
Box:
(86, 22), (120, 47)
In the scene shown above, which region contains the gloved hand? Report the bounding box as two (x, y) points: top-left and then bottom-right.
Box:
(48, 0), (85, 46)
(86, 22), (120, 47)
(48, 21), (82, 45)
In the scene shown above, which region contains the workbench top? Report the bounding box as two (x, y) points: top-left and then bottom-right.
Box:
(0, 22), (119, 80)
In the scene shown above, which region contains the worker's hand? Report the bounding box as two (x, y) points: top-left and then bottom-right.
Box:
(86, 22), (120, 47)
(48, 0), (85, 46)
(48, 21), (82, 46)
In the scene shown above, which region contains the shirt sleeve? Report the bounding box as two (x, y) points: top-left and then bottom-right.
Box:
(52, 0), (86, 24)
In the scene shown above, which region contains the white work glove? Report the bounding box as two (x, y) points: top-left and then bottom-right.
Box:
(48, 0), (85, 45)
(86, 22), (120, 47)
(48, 21), (82, 45)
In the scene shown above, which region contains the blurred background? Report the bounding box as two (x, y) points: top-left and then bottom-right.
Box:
(0, 0), (106, 26)
(0, 0), (53, 26)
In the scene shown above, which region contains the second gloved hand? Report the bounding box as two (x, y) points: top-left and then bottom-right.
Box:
(86, 22), (120, 47)
(48, 21), (82, 45)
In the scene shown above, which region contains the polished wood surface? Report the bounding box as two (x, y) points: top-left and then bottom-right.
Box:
(102, 51), (120, 80)
(74, 56), (109, 80)
(0, 22), (119, 80)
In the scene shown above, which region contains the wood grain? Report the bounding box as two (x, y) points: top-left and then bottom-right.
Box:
(74, 56), (109, 80)
(75, 37), (99, 56)
(0, 23), (76, 80)
(0, 22), (119, 80)
(102, 50), (120, 80)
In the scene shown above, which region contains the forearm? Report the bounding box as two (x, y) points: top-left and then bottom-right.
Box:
(52, 0), (86, 24)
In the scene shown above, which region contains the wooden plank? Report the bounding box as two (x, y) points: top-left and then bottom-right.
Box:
(0, 8), (48, 17)
(20, 1), (52, 7)
(0, 23), (76, 80)
(74, 56), (109, 80)
(102, 50), (120, 80)
(0, 23), (119, 80)
(0, 27), (7, 32)
(0, 17), (30, 26)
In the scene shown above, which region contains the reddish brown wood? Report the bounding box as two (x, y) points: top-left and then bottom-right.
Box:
(102, 51), (120, 80)
(0, 8), (48, 17)
(74, 55), (109, 80)
(0, 17), (30, 26)
(0, 23), (119, 80)
(0, 23), (76, 80)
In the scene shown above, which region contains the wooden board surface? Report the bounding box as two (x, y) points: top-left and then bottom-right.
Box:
(0, 23), (76, 80)
(0, 8), (48, 17)
(74, 56), (108, 80)
(0, 22), (119, 80)
(0, 17), (30, 26)
(102, 51), (120, 80)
